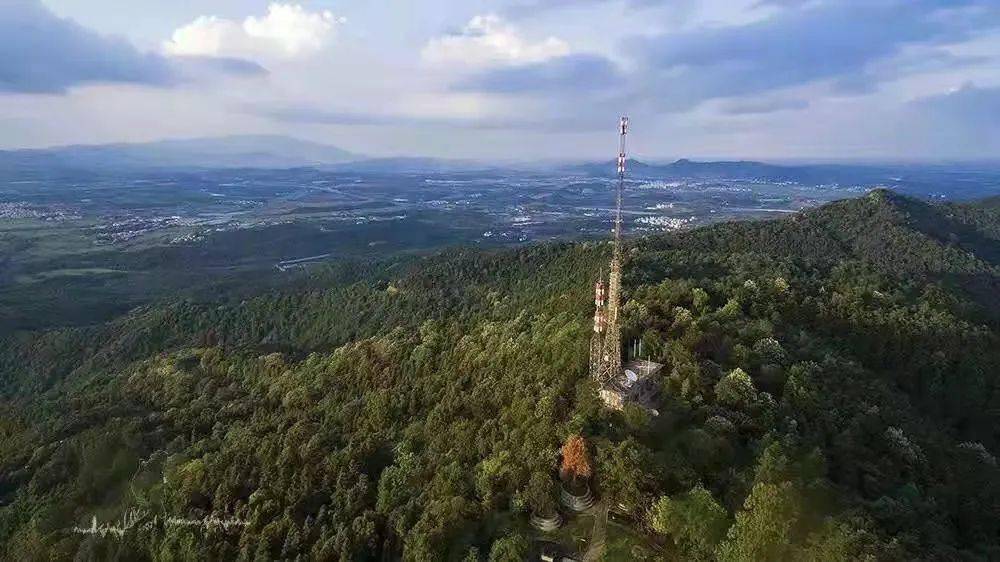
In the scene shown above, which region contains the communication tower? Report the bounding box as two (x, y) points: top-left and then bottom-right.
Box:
(590, 116), (628, 384)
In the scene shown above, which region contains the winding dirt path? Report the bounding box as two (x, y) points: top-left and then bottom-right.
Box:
(582, 502), (608, 562)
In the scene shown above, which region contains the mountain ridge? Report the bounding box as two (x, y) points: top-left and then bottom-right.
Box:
(642, 189), (1000, 314)
(571, 157), (883, 184)
(3, 139), (1000, 203)
(0, 135), (358, 170)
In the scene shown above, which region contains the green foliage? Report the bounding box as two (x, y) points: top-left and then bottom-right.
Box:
(717, 481), (802, 562)
(650, 485), (729, 559)
(1, 192), (999, 561)
(487, 531), (528, 562)
(522, 472), (557, 515)
(595, 438), (652, 511)
(796, 518), (890, 562)
(692, 287), (711, 313)
(714, 368), (757, 408)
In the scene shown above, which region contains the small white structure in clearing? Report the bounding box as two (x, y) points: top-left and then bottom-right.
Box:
(598, 359), (663, 411)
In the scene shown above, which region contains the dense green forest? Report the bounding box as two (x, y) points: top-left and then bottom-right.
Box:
(1, 190), (999, 560)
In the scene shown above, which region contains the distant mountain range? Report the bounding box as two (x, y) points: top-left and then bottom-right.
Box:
(325, 157), (498, 174)
(570, 158), (1000, 199)
(0, 136), (861, 178)
(0, 135), (358, 170)
(3, 137), (999, 200)
(569, 157), (887, 184)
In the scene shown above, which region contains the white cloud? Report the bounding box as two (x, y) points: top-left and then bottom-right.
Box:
(163, 3), (343, 60)
(421, 14), (570, 68)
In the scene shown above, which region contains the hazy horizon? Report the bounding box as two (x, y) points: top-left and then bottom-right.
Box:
(6, 133), (1000, 168)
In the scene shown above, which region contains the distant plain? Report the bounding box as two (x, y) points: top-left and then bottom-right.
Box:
(3, 150), (1000, 331)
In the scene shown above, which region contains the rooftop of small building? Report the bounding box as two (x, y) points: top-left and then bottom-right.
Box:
(601, 359), (664, 393)
(623, 359), (663, 381)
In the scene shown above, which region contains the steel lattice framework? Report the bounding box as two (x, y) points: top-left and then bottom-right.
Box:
(590, 116), (628, 385)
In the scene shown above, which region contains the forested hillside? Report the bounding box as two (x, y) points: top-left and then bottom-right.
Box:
(1, 190), (999, 561)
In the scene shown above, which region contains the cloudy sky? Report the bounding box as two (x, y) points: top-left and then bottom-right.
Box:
(1, 0), (999, 161)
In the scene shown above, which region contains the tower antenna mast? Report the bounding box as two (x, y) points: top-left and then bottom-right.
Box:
(590, 116), (629, 384)
(615, 116), (628, 259)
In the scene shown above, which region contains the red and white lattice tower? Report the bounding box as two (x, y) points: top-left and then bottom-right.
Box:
(590, 116), (628, 384)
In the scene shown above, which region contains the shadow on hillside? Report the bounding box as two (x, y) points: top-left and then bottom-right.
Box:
(942, 272), (1000, 326)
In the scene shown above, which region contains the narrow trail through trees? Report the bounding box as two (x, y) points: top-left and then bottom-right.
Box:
(582, 503), (608, 562)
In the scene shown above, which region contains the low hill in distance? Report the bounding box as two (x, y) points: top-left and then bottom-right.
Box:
(0, 191), (998, 560)
(572, 158), (1000, 200)
(570, 158), (806, 181)
(324, 156), (498, 174)
(0, 135), (358, 170)
(5, 137), (999, 201)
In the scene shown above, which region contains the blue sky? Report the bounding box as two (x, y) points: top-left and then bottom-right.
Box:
(1, 0), (999, 160)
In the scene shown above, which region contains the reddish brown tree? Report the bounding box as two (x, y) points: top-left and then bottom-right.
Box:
(560, 435), (592, 485)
